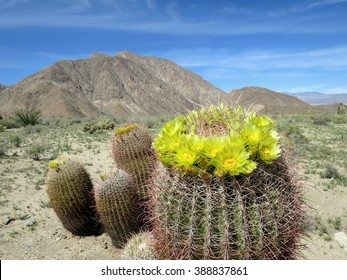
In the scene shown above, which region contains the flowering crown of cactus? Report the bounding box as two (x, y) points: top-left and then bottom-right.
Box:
(153, 104), (281, 177)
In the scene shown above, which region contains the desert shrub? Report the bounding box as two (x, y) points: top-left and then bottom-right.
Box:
(14, 107), (42, 126)
(27, 142), (46, 161)
(277, 123), (308, 145)
(331, 115), (347, 124)
(321, 163), (340, 179)
(0, 143), (7, 158)
(83, 119), (116, 134)
(9, 134), (22, 148)
(312, 116), (330, 126)
(9, 135), (22, 147)
(0, 124), (6, 132)
(337, 103), (346, 114)
(0, 118), (21, 129)
(23, 125), (42, 134)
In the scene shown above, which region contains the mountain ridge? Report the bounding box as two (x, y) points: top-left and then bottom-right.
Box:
(285, 91), (347, 105)
(0, 52), (313, 118)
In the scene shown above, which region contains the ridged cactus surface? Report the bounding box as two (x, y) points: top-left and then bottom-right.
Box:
(111, 124), (157, 198)
(151, 156), (304, 260)
(46, 159), (102, 236)
(95, 169), (139, 248)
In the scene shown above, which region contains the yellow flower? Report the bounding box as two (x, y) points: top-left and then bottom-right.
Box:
(240, 124), (262, 148)
(212, 148), (253, 176)
(173, 146), (199, 169)
(253, 115), (274, 128)
(258, 140), (281, 163)
(211, 137), (255, 176)
(48, 155), (70, 169)
(159, 117), (186, 138)
(190, 134), (205, 153)
(203, 137), (226, 159)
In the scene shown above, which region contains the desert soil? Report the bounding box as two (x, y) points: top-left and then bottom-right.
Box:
(0, 119), (346, 260)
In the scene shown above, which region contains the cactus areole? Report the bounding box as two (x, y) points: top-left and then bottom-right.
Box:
(153, 104), (281, 177)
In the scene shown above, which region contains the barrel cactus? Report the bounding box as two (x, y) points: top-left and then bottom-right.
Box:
(151, 104), (305, 259)
(111, 123), (157, 198)
(46, 157), (102, 236)
(122, 231), (156, 260)
(94, 169), (140, 248)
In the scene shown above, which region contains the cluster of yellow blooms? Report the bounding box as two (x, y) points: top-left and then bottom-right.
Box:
(48, 155), (70, 169)
(115, 123), (139, 135)
(153, 104), (281, 177)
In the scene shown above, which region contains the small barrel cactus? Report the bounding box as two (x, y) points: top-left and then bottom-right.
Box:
(46, 157), (102, 236)
(122, 231), (156, 260)
(111, 123), (157, 198)
(151, 104), (305, 259)
(94, 169), (140, 248)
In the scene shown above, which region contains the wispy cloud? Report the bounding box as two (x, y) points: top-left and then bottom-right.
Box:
(0, 0), (29, 10)
(159, 46), (347, 71)
(270, 0), (347, 16)
(166, 2), (179, 22)
(0, 0), (345, 35)
(145, 0), (156, 10)
(308, 0), (347, 8)
(62, 0), (92, 13)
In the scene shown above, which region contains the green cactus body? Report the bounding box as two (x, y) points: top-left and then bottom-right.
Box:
(151, 104), (305, 260)
(122, 231), (156, 260)
(46, 159), (102, 236)
(111, 124), (157, 198)
(94, 169), (140, 248)
(151, 156), (304, 260)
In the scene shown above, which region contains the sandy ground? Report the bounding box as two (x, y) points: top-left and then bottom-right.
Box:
(1, 128), (346, 260)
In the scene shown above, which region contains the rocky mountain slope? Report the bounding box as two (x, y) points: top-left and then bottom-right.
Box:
(0, 51), (229, 118)
(0, 52), (313, 118)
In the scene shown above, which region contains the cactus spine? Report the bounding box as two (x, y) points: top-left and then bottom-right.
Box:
(122, 231), (156, 260)
(151, 105), (305, 259)
(46, 158), (102, 236)
(94, 169), (140, 248)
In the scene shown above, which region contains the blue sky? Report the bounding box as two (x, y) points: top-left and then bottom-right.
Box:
(1, 0), (347, 93)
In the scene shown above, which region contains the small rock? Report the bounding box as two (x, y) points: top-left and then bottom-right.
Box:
(25, 217), (36, 226)
(334, 232), (347, 252)
(5, 218), (15, 225)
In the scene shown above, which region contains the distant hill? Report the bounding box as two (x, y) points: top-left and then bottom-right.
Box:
(0, 51), (229, 118)
(229, 87), (313, 114)
(285, 92), (347, 105)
